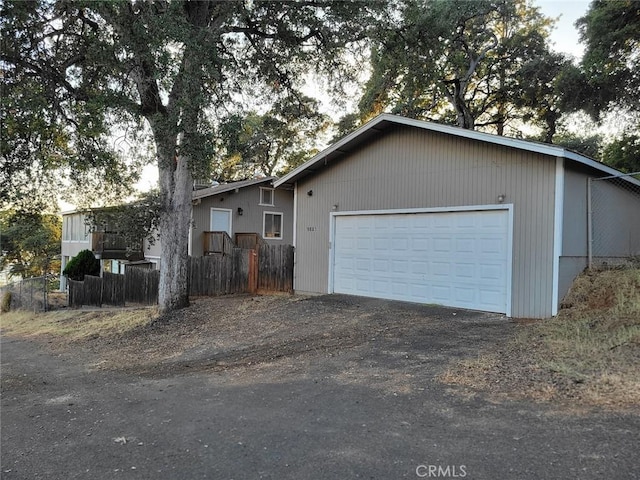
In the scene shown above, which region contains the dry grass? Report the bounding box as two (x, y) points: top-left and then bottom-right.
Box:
(441, 268), (640, 410)
(0, 307), (158, 342)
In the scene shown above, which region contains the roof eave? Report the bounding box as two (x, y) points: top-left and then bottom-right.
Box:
(193, 177), (275, 200)
(275, 113), (638, 188)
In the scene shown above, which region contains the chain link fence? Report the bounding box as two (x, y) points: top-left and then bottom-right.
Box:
(588, 172), (640, 268)
(0, 276), (49, 312)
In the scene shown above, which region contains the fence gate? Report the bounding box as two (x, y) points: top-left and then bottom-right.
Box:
(257, 244), (294, 292)
(588, 171), (640, 268)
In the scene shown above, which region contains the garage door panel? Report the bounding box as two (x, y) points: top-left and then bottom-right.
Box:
(333, 210), (509, 313)
(411, 261), (428, 274)
(454, 287), (476, 303)
(454, 263), (475, 279)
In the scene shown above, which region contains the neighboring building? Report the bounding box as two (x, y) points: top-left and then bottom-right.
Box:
(190, 177), (294, 256)
(60, 177), (294, 289)
(275, 114), (640, 318)
(60, 210), (148, 290)
(60, 211), (90, 291)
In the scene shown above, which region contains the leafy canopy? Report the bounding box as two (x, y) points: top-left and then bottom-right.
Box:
(0, 1), (144, 209)
(576, 0), (640, 117)
(0, 210), (61, 279)
(215, 95), (329, 181)
(355, 0), (565, 138)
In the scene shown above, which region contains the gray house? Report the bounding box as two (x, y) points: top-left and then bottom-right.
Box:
(190, 177), (294, 256)
(61, 177), (294, 288)
(275, 114), (640, 318)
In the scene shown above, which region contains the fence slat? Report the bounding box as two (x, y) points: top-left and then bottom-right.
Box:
(82, 275), (103, 307)
(125, 267), (159, 305)
(257, 244), (294, 293)
(103, 272), (125, 306)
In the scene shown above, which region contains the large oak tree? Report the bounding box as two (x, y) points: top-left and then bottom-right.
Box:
(2, 0), (378, 312)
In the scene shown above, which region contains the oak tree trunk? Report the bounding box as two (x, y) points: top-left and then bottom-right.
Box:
(154, 134), (193, 313)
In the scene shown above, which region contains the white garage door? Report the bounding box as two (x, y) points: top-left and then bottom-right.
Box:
(332, 209), (510, 314)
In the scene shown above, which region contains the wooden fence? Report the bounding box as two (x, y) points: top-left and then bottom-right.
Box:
(189, 249), (252, 296)
(126, 267), (160, 304)
(68, 245), (294, 308)
(235, 232), (265, 250)
(68, 270), (159, 308)
(258, 244), (294, 292)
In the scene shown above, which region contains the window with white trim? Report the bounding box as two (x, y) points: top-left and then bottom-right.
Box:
(263, 212), (283, 239)
(259, 187), (274, 206)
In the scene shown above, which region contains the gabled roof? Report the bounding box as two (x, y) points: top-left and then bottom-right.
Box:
(192, 177), (275, 200)
(275, 114), (638, 188)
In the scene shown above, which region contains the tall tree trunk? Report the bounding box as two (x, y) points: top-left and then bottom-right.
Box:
(154, 133), (193, 313)
(543, 109), (558, 144)
(443, 79), (475, 130)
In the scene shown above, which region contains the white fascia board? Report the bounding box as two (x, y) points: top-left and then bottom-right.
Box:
(551, 157), (565, 317)
(274, 116), (390, 188)
(276, 113), (638, 188)
(563, 151), (640, 186)
(383, 114), (567, 158)
(193, 177), (275, 200)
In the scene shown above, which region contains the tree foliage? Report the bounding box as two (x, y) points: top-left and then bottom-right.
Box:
(215, 95), (329, 181)
(0, 2), (143, 210)
(600, 134), (640, 173)
(2, 0), (381, 311)
(576, 0), (640, 117)
(355, 0), (565, 137)
(0, 210), (61, 279)
(552, 132), (603, 160)
(559, 1), (640, 170)
(62, 249), (99, 281)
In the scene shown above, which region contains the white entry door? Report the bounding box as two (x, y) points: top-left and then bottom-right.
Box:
(332, 209), (510, 314)
(210, 208), (232, 234)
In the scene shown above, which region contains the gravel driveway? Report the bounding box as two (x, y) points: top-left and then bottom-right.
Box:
(2, 294), (638, 479)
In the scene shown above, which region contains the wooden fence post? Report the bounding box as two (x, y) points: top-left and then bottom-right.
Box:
(248, 249), (258, 293)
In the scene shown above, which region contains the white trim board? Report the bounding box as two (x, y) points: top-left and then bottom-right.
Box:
(551, 157), (565, 316)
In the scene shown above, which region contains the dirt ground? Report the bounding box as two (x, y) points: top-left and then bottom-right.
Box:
(2, 294), (639, 479)
(48, 294), (506, 382)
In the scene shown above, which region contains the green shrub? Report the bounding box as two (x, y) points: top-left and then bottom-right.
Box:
(1, 291), (11, 313)
(63, 249), (100, 281)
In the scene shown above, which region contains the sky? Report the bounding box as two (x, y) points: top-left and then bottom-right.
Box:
(534, 0), (591, 59)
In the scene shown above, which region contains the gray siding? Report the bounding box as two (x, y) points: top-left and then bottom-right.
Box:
(560, 165), (640, 258)
(559, 166), (590, 302)
(560, 166), (640, 301)
(591, 179), (640, 258)
(191, 185), (293, 256)
(562, 167), (589, 257)
(558, 256), (587, 303)
(294, 125), (557, 318)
